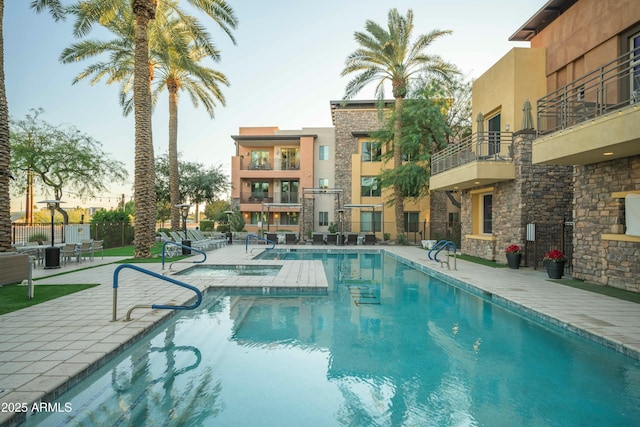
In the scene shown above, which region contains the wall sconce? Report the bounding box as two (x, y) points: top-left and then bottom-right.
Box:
(505, 124), (510, 131)
(274, 213), (279, 219)
(244, 181), (250, 187)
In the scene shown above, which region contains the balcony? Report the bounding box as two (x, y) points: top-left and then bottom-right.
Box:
(534, 48), (640, 165)
(430, 132), (514, 191)
(239, 191), (300, 206)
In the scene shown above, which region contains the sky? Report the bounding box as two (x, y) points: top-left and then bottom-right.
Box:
(5, 0), (544, 211)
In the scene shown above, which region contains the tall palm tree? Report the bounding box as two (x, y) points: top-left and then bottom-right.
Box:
(0, 0), (11, 251)
(61, 1), (231, 232)
(35, 0), (237, 257)
(341, 8), (457, 239)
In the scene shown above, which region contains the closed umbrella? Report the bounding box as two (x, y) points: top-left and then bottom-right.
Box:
(521, 98), (534, 130)
(476, 112), (484, 156)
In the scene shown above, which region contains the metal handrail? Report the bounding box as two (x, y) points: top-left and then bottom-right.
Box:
(428, 240), (457, 270)
(245, 233), (275, 252)
(428, 240), (450, 260)
(537, 46), (640, 135)
(112, 264), (203, 321)
(431, 132), (514, 175)
(161, 241), (207, 270)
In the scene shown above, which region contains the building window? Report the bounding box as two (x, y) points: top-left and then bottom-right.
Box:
(361, 177), (381, 197)
(319, 178), (329, 189)
(404, 212), (419, 232)
(631, 32), (640, 103)
(361, 211), (382, 232)
(280, 148), (299, 170)
(482, 194), (493, 234)
(251, 150), (269, 169)
(250, 212), (267, 225)
(319, 211), (329, 227)
(361, 141), (382, 162)
(487, 114), (501, 156)
(319, 146), (329, 160)
(280, 180), (299, 203)
(448, 212), (460, 227)
(251, 182), (269, 201)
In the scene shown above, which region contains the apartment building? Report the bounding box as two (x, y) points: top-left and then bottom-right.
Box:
(431, 0), (640, 291)
(230, 126), (335, 236)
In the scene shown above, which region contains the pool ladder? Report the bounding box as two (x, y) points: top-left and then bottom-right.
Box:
(112, 264), (203, 321)
(245, 234), (275, 254)
(428, 240), (457, 270)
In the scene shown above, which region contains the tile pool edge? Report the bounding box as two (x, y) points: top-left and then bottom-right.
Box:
(386, 251), (640, 361)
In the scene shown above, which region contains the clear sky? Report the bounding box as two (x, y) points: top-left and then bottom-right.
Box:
(5, 0), (543, 211)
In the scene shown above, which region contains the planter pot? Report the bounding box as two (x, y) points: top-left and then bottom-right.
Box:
(506, 253), (522, 269)
(546, 261), (565, 279)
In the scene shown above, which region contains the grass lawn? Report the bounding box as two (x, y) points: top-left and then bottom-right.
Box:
(0, 284), (98, 315)
(103, 243), (188, 263)
(550, 278), (640, 304)
(450, 253), (509, 268)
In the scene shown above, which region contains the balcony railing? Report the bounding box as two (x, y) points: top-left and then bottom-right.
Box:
(537, 47), (640, 135)
(240, 160), (300, 171)
(239, 191), (300, 204)
(431, 132), (514, 175)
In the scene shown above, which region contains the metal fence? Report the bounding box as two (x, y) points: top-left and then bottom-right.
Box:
(11, 222), (134, 248)
(524, 219), (573, 274)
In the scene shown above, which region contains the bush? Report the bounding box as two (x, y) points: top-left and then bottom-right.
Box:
(200, 220), (215, 232)
(28, 233), (48, 243)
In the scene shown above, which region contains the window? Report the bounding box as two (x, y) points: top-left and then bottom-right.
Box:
(319, 146), (329, 160)
(631, 32), (640, 103)
(251, 182), (269, 200)
(361, 177), (381, 197)
(482, 194), (493, 234)
(280, 148), (299, 170)
(319, 212), (329, 227)
(280, 180), (299, 203)
(280, 212), (299, 225)
(250, 212), (267, 225)
(361, 211), (381, 232)
(251, 150), (269, 169)
(404, 212), (419, 232)
(448, 212), (460, 227)
(319, 178), (329, 189)
(361, 141), (382, 162)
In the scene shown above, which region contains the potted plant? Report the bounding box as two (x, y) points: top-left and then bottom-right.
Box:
(505, 244), (522, 269)
(543, 249), (567, 279)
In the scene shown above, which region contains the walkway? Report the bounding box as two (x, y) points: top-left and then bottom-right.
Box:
(1, 244), (639, 426)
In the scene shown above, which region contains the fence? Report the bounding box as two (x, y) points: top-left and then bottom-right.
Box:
(524, 219), (573, 274)
(11, 222), (134, 248)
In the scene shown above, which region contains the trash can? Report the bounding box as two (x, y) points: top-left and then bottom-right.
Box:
(181, 240), (191, 255)
(44, 246), (61, 269)
(226, 232), (232, 244)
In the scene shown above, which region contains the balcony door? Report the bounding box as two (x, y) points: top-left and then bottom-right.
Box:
(631, 32), (640, 104)
(487, 114), (501, 156)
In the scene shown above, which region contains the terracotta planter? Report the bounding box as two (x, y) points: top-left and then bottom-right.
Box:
(546, 261), (565, 279)
(506, 253), (522, 269)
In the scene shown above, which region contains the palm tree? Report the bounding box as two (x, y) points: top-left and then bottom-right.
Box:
(35, 0), (237, 257)
(0, 0), (11, 251)
(341, 8), (457, 239)
(61, 1), (231, 233)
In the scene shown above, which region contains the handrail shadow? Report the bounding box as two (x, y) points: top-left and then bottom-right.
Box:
(161, 241), (207, 270)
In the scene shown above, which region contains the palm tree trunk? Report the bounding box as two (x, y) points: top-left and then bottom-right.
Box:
(168, 84), (180, 231)
(0, 0), (12, 251)
(132, 1), (156, 258)
(393, 96), (405, 239)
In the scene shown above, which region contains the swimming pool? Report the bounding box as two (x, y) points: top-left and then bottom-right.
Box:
(26, 251), (640, 426)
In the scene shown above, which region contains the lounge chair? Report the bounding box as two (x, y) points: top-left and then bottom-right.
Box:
(363, 234), (377, 245)
(345, 234), (358, 245)
(326, 234), (338, 245)
(265, 233), (278, 244)
(285, 233), (298, 244)
(312, 233), (325, 245)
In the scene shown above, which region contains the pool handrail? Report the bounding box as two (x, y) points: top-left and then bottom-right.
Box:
(428, 240), (450, 260)
(161, 241), (207, 270)
(433, 241), (457, 270)
(245, 233), (275, 252)
(112, 263), (203, 321)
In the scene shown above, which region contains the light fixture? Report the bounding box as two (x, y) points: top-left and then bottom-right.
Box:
(603, 152), (614, 156)
(474, 181), (481, 184)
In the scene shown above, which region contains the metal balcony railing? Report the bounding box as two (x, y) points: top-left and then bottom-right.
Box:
(240, 191), (300, 204)
(537, 47), (640, 135)
(431, 132), (514, 175)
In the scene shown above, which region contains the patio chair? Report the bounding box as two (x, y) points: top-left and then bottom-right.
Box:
(265, 233), (278, 244)
(345, 234), (359, 245)
(285, 233), (298, 244)
(60, 243), (79, 266)
(326, 234), (338, 245)
(312, 233), (325, 245)
(363, 234), (377, 245)
(78, 240), (94, 262)
(91, 240), (104, 260)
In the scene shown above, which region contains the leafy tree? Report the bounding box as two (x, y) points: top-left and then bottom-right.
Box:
(203, 200), (230, 221)
(9, 109), (128, 224)
(341, 8), (457, 238)
(0, 0), (12, 250)
(228, 208), (244, 232)
(33, 0), (238, 258)
(373, 82), (451, 203)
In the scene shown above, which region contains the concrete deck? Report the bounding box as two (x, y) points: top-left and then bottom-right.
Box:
(1, 243), (639, 426)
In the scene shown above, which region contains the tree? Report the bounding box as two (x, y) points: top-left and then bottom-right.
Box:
(341, 8), (457, 238)
(0, 0), (11, 251)
(34, 0), (238, 258)
(60, 0), (233, 232)
(10, 109), (128, 224)
(373, 83), (451, 204)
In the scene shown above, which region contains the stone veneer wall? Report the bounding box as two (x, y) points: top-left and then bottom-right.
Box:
(429, 191), (449, 240)
(332, 106), (385, 229)
(461, 131), (573, 262)
(572, 155), (640, 291)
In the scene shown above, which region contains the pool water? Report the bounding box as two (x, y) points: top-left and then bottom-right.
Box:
(27, 252), (640, 426)
(175, 264), (281, 277)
